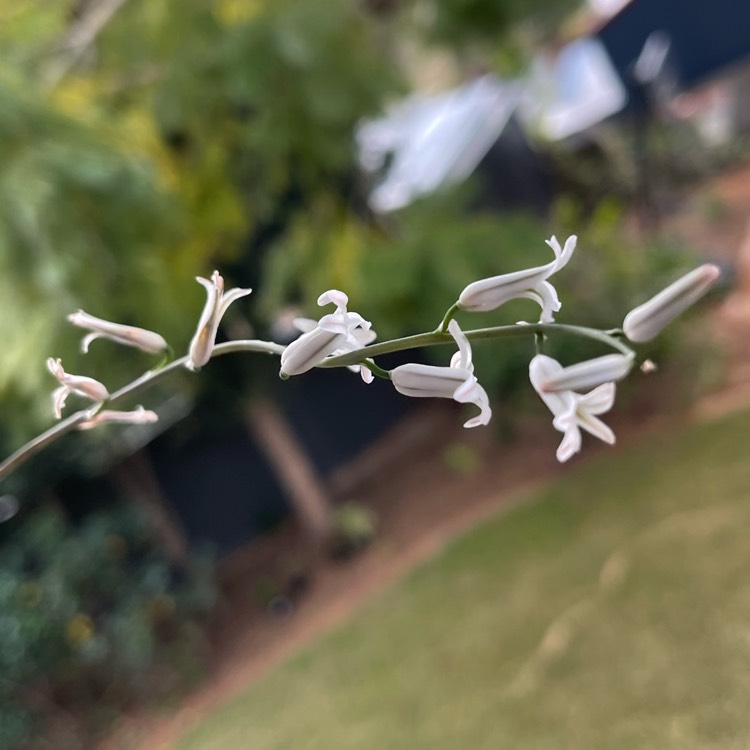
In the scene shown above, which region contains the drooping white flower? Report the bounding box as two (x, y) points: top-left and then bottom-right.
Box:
(529, 354), (616, 462)
(187, 271), (252, 371)
(535, 353), (633, 393)
(280, 290), (374, 378)
(78, 405), (158, 431)
(391, 320), (491, 428)
(47, 358), (109, 419)
(622, 264), (721, 342)
(457, 235), (577, 322)
(67, 310), (168, 355)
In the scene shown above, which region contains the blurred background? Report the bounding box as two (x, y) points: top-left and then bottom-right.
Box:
(2, 1), (750, 748)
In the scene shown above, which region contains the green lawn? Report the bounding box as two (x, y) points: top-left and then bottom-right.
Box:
(176, 409), (750, 750)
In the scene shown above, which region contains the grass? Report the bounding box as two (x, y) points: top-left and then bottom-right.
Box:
(175, 409), (750, 750)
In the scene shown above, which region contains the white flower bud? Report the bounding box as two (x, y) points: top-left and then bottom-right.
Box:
(78, 406), (158, 430)
(537, 354), (634, 393)
(280, 326), (346, 376)
(67, 310), (168, 355)
(391, 363), (468, 399)
(623, 264), (720, 343)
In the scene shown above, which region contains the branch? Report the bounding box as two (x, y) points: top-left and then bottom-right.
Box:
(43, 0), (132, 88)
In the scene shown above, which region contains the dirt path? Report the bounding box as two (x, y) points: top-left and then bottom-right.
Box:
(101, 163), (750, 750)
(100, 406), (566, 750)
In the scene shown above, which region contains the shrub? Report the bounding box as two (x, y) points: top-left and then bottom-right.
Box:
(0, 503), (216, 749)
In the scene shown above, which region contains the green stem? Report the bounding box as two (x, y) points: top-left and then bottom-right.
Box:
(361, 359), (391, 380)
(438, 302), (461, 333)
(0, 339), (285, 481)
(0, 411), (93, 482)
(318, 322), (635, 368)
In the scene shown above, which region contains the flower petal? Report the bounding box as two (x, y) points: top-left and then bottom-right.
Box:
(448, 320), (472, 371)
(280, 327), (344, 376)
(391, 363), (466, 399)
(529, 354), (572, 417)
(453, 375), (492, 427)
(457, 265), (552, 312)
(556, 423), (582, 462)
(545, 234), (577, 272)
(539, 355), (633, 393)
(218, 285), (253, 318)
(576, 382), (616, 414)
(576, 411), (616, 444)
(317, 289), (349, 309)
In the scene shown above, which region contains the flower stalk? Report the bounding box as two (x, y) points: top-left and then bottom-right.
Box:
(0, 236), (720, 486)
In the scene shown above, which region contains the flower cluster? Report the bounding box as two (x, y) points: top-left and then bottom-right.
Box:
(19, 237), (719, 482)
(45, 271), (252, 432)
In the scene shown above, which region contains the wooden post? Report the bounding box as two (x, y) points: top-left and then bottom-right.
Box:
(111, 450), (189, 565)
(245, 399), (333, 545)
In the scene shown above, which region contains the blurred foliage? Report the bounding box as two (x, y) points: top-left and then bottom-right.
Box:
(330, 501), (378, 560)
(0, 0), (403, 453)
(550, 119), (750, 218)
(411, 0), (580, 52)
(0, 502), (215, 749)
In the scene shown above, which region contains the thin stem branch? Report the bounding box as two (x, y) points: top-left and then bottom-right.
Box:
(317, 322), (635, 368)
(0, 325), (630, 483)
(438, 303), (461, 333)
(0, 412), (90, 481)
(44, 0), (132, 88)
(0, 340), (284, 482)
(361, 359), (391, 380)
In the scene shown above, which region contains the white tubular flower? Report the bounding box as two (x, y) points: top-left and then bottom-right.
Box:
(623, 263), (721, 343)
(535, 353), (634, 393)
(280, 290), (374, 378)
(47, 358), (109, 419)
(187, 271), (252, 371)
(529, 354), (616, 463)
(67, 310), (168, 355)
(391, 320), (491, 428)
(294, 316), (377, 383)
(457, 235), (577, 322)
(78, 405), (158, 431)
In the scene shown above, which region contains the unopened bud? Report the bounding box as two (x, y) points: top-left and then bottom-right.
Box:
(68, 311), (168, 355)
(539, 354), (634, 393)
(78, 406), (158, 430)
(391, 363), (467, 399)
(623, 264), (720, 343)
(279, 327), (344, 377)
